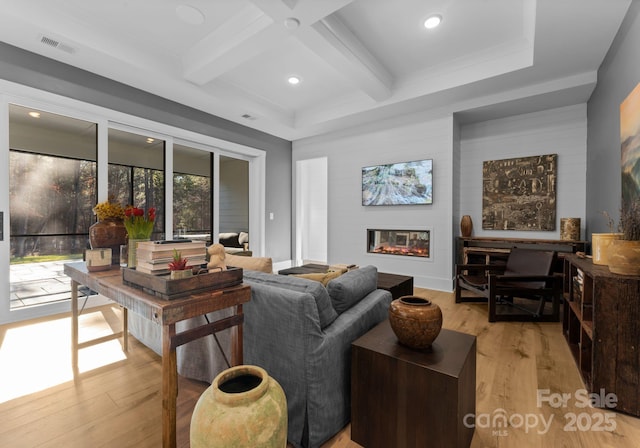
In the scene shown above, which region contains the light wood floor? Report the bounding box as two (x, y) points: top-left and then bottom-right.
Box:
(1, 288), (639, 447)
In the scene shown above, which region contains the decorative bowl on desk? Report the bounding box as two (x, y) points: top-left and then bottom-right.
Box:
(85, 248), (112, 272)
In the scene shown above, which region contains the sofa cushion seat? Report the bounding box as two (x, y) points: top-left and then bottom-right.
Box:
(327, 265), (378, 314)
(243, 270), (339, 328)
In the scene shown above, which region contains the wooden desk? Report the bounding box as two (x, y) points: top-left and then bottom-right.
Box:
(63, 262), (251, 448)
(352, 320), (476, 448)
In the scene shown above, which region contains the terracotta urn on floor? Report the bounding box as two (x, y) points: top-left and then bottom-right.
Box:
(389, 296), (443, 349)
(190, 365), (287, 448)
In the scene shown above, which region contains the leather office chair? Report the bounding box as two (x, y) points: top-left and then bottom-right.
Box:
(455, 247), (562, 322)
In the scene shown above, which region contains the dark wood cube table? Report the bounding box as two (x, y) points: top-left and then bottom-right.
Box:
(351, 320), (476, 448)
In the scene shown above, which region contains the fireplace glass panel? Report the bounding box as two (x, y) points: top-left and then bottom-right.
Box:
(367, 229), (430, 257)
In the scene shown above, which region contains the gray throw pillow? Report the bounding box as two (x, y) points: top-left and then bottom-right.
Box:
(243, 270), (338, 328)
(327, 265), (378, 314)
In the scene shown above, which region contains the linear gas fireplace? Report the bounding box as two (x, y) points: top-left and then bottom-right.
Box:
(367, 229), (430, 258)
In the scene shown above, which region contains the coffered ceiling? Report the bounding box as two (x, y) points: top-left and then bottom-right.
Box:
(0, 0), (632, 140)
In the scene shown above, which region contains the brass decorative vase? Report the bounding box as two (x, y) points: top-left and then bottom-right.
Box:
(389, 296), (443, 349)
(190, 365), (287, 448)
(606, 240), (640, 276)
(460, 215), (473, 238)
(88, 219), (127, 265)
(592, 233), (623, 265)
(560, 218), (581, 241)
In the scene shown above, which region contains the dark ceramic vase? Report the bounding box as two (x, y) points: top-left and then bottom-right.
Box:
(389, 296), (443, 349)
(88, 219), (127, 265)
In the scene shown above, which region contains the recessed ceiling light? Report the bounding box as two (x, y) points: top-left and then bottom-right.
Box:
(28, 111), (41, 118)
(284, 17), (300, 30)
(424, 14), (442, 29)
(288, 76), (301, 85)
(146, 138), (155, 144)
(176, 5), (205, 25)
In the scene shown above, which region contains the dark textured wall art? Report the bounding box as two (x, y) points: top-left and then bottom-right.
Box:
(482, 154), (557, 231)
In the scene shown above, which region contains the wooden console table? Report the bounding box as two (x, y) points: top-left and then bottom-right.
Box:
(457, 237), (588, 272)
(64, 262), (251, 448)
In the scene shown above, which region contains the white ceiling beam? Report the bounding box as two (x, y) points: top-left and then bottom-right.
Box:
(298, 15), (392, 102)
(183, 4), (283, 85)
(250, 0), (355, 25)
(183, 0), (357, 86)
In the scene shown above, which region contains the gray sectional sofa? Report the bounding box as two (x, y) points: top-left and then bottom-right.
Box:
(243, 266), (391, 448)
(128, 265), (391, 448)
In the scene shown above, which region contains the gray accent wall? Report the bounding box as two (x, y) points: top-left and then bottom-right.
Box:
(587, 2), (640, 236)
(459, 104), (588, 241)
(0, 42), (292, 262)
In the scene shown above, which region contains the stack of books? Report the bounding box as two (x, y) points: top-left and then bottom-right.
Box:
(135, 240), (207, 275)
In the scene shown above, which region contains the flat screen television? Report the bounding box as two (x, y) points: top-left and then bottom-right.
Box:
(362, 159), (433, 206)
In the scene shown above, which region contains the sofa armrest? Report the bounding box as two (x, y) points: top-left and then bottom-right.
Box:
(243, 282), (323, 446)
(305, 288), (391, 446)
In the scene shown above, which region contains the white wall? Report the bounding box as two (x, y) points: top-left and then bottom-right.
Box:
(293, 104), (588, 292)
(296, 157), (328, 264)
(293, 114), (455, 291)
(219, 157), (249, 233)
(459, 104), (588, 241)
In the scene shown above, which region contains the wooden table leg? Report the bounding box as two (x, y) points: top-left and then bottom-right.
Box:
(162, 322), (178, 448)
(231, 304), (243, 366)
(122, 307), (128, 351)
(71, 279), (79, 377)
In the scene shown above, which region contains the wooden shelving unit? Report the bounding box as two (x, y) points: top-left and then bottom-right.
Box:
(562, 254), (640, 417)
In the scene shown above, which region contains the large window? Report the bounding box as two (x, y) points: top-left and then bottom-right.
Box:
(10, 151), (95, 259)
(2, 91), (265, 323)
(108, 128), (165, 239)
(173, 144), (212, 241)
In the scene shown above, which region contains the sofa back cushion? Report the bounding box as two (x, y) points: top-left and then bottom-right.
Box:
(243, 270), (338, 328)
(327, 265), (378, 314)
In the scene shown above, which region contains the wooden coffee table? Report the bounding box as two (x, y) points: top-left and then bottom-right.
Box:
(351, 320), (476, 448)
(278, 264), (413, 299)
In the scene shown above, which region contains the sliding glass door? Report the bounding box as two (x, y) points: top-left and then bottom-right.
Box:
(0, 87), (266, 325)
(7, 104), (98, 314)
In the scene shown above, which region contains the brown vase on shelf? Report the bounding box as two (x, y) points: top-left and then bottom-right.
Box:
(460, 215), (473, 238)
(88, 218), (127, 265)
(389, 296), (443, 349)
(592, 233), (622, 265)
(606, 240), (640, 276)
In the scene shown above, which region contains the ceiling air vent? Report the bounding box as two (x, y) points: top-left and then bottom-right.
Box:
(39, 35), (76, 54)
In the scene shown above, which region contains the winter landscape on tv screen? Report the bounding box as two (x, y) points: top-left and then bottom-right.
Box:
(362, 159), (433, 206)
